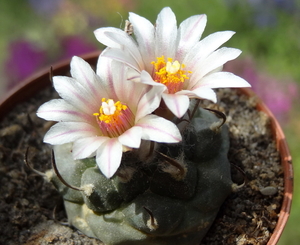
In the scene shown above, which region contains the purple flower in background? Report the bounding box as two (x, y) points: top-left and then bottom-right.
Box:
(60, 36), (97, 60)
(254, 75), (297, 122)
(4, 40), (47, 90)
(4, 37), (98, 92)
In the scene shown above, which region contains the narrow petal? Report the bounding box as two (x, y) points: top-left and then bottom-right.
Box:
(193, 71), (251, 89)
(110, 62), (141, 107)
(190, 47), (242, 82)
(72, 136), (109, 160)
(104, 31), (144, 70)
(183, 31), (235, 70)
(162, 93), (190, 118)
(127, 67), (141, 83)
(53, 76), (96, 114)
(139, 70), (166, 87)
(155, 7), (177, 58)
(176, 14), (207, 61)
(177, 87), (217, 103)
(96, 56), (117, 99)
(129, 12), (155, 71)
(37, 99), (92, 122)
(118, 126), (142, 148)
(135, 83), (165, 122)
(96, 138), (123, 178)
(44, 122), (98, 145)
(136, 114), (182, 143)
(94, 27), (126, 48)
(97, 57), (147, 111)
(70, 56), (104, 104)
(101, 48), (141, 72)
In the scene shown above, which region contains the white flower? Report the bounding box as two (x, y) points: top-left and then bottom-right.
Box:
(94, 7), (251, 118)
(37, 56), (182, 178)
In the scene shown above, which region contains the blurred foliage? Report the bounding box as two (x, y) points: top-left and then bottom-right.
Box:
(280, 106), (300, 245)
(1, 0), (300, 82)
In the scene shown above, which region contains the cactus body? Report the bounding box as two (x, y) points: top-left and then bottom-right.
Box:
(49, 107), (233, 245)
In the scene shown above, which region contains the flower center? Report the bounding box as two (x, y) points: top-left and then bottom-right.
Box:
(93, 98), (134, 137)
(151, 56), (191, 94)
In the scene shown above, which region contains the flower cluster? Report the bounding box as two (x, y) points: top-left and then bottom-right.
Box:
(37, 7), (250, 178)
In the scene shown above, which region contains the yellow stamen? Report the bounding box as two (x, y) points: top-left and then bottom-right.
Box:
(151, 56), (191, 94)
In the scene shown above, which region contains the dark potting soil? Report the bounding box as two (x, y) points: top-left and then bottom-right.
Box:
(0, 85), (283, 245)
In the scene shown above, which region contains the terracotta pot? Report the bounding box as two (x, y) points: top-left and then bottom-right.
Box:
(238, 87), (293, 245)
(0, 52), (293, 244)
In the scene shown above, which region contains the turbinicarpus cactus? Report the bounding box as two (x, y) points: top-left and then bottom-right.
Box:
(36, 6), (250, 245)
(47, 106), (232, 245)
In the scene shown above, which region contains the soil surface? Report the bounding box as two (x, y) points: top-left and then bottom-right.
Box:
(0, 85), (283, 245)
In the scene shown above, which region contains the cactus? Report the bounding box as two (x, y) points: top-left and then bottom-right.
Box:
(37, 6), (252, 245)
(47, 107), (233, 245)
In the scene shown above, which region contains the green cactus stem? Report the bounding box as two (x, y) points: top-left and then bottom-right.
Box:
(46, 107), (233, 245)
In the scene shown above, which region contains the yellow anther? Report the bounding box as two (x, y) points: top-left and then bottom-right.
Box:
(151, 56), (191, 94)
(93, 98), (133, 138)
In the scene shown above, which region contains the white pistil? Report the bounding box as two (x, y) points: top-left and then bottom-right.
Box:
(102, 99), (116, 115)
(166, 60), (181, 74)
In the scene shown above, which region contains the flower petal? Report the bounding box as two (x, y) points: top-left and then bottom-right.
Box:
(101, 48), (141, 72)
(37, 99), (92, 122)
(44, 122), (98, 145)
(190, 47), (242, 83)
(129, 12), (155, 71)
(177, 87), (217, 103)
(97, 57), (145, 110)
(53, 76), (96, 114)
(96, 138), (123, 178)
(94, 27), (126, 48)
(138, 70), (166, 87)
(96, 55), (118, 98)
(176, 14), (207, 61)
(118, 126), (142, 148)
(183, 31), (236, 69)
(72, 136), (109, 159)
(70, 56), (104, 104)
(110, 61), (140, 107)
(194, 71), (251, 89)
(155, 7), (177, 58)
(136, 114), (182, 143)
(162, 93), (190, 118)
(103, 31), (144, 70)
(135, 83), (165, 122)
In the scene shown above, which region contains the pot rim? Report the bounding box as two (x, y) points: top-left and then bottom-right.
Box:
(0, 52), (293, 244)
(238, 87), (293, 245)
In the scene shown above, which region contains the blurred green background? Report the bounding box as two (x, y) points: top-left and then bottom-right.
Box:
(0, 0), (299, 244)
